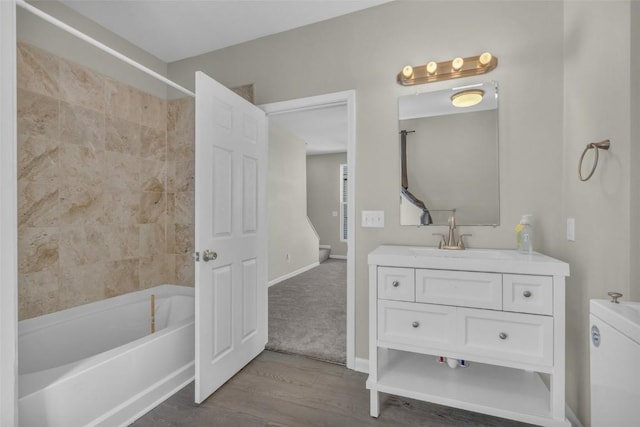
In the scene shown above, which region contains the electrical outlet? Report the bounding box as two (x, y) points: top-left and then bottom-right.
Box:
(332, 211), (338, 217)
(567, 218), (575, 241)
(361, 210), (385, 228)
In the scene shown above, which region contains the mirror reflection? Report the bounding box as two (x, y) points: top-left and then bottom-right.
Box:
(399, 82), (500, 226)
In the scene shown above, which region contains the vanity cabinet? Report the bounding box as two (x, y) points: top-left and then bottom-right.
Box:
(367, 245), (570, 427)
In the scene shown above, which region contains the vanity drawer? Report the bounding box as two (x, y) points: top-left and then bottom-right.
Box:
(378, 300), (456, 351)
(457, 308), (553, 367)
(378, 267), (415, 302)
(415, 269), (502, 310)
(503, 274), (553, 315)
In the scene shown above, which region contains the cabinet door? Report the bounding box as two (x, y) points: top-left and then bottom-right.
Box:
(378, 267), (415, 302)
(415, 269), (502, 310)
(457, 308), (553, 367)
(378, 300), (456, 352)
(503, 274), (553, 315)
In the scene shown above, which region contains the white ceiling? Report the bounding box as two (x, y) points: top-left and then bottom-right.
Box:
(270, 105), (347, 155)
(61, 0), (391, 63)
(60, 0), (367, 154)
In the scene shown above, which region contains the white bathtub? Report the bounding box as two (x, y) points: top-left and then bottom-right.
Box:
(18, 285), (195, 427)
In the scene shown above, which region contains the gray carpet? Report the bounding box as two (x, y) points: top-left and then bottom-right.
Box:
(267, 259), (346, 365)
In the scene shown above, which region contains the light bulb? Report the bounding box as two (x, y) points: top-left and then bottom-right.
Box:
(479, 52), (492, 67)
(451, 89), (484, 107)
(426, 61), (437, 75)
(452, 57), (464, 71)
(401, 65), (414, 79)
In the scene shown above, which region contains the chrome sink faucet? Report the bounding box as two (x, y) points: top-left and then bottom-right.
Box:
(433, 211), (471, 250)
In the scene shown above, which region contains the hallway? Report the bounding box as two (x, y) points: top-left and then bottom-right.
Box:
(267, 259), (346, 364)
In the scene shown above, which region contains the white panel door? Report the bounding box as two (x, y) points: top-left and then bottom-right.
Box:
(194, 71), (267, 403)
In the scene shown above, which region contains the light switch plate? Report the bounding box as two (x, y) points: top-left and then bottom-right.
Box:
(567, 218), (575, 241)
(362, 210), (384, 228)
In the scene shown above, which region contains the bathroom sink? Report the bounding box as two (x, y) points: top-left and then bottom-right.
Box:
(368, 245), (570, 277)
(408, 246), (518, 260)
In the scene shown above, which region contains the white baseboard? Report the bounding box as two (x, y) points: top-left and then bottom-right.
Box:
(352, 356), (583, 426)
(268, 262), (320, 287)
(329, 255), (347, 260)
(319, 245), (331, 249)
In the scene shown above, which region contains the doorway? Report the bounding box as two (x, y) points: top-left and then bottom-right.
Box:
(261, 91), (356, 369)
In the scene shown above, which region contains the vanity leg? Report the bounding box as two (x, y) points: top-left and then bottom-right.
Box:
(551, 276), (568, 424)
(370, 390), (380, 417)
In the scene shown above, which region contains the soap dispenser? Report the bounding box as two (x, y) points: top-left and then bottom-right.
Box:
(516, 214), (533, 254)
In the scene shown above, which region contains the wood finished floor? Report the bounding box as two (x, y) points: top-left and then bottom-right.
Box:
(132, 351), (532, 427)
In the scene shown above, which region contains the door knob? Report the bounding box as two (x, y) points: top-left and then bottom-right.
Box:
(202, 249), (217, 262)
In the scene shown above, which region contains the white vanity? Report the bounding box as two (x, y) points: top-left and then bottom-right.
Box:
(367, 245), (570, 426)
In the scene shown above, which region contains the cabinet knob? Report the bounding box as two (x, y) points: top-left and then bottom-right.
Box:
(499, 332), (508, 340)
(412, 321), (420, 328)
(523, 290), (532, 298)
(392, 280), (400, 288)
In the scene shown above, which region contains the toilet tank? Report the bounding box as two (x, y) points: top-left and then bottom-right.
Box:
(590, 299), (640, 426)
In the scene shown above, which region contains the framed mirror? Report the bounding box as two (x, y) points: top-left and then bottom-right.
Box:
(399, 81), (499, 226)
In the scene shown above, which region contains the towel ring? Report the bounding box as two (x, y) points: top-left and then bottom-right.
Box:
(579, 140), (610, 182)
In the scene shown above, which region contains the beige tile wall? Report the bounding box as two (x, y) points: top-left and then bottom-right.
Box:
(17, 42), (195, 320)
(166, 98), (195, 288)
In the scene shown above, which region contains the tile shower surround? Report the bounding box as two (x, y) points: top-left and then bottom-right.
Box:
(17, 42), (195, 320)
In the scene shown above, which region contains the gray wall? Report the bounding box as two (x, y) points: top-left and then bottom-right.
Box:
(166, 2), (640, 424)
(268, 123), (319, 281)
(17, 1), (168, 98)
(168, 0), (565, 380)
(560, 2), (636, 424)
(307, 153), (348, 257)
(631, 1), (640, 305)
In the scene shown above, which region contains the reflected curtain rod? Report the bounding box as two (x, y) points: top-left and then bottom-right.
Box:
(16, 0), (195, 98)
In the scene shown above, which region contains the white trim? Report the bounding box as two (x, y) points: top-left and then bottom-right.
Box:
(339, 163), (348, 242)
(15, 0), (194, 98)
(0, 1), (18, 425)
(319, 244), (331, 249)
(566, 405), (583, 427)
(268, 262), (320, 288)
(329, 255), (347, 260)
(306, 216), (319, 241)
(354, 357), (369, 374)
(261, 90), (357, 370)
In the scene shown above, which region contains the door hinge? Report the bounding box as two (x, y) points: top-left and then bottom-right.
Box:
(192, 251), (200, 262)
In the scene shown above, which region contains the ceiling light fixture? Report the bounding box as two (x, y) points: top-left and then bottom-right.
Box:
(451, 89), (485, 108)
(397, 52), (497, 86)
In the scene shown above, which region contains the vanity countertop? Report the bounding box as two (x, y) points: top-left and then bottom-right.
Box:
(368, 245), (570, 277)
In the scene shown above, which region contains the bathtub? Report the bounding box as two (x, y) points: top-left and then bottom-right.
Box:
(18, 285), (195, 427)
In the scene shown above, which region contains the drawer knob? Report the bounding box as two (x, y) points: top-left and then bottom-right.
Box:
(392, 280), (400, 288)
(412, 321), (420, 328)
(499, 332), (508, 340)
(523, 290), (532, 298)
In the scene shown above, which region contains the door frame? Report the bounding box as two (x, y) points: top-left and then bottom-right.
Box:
(261, 90), (356, 370)
(0, 1), (18, 425)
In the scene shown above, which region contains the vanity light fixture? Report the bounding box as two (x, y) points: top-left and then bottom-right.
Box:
(451, 89), (485, 108)
(398, 52), (498, 86)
